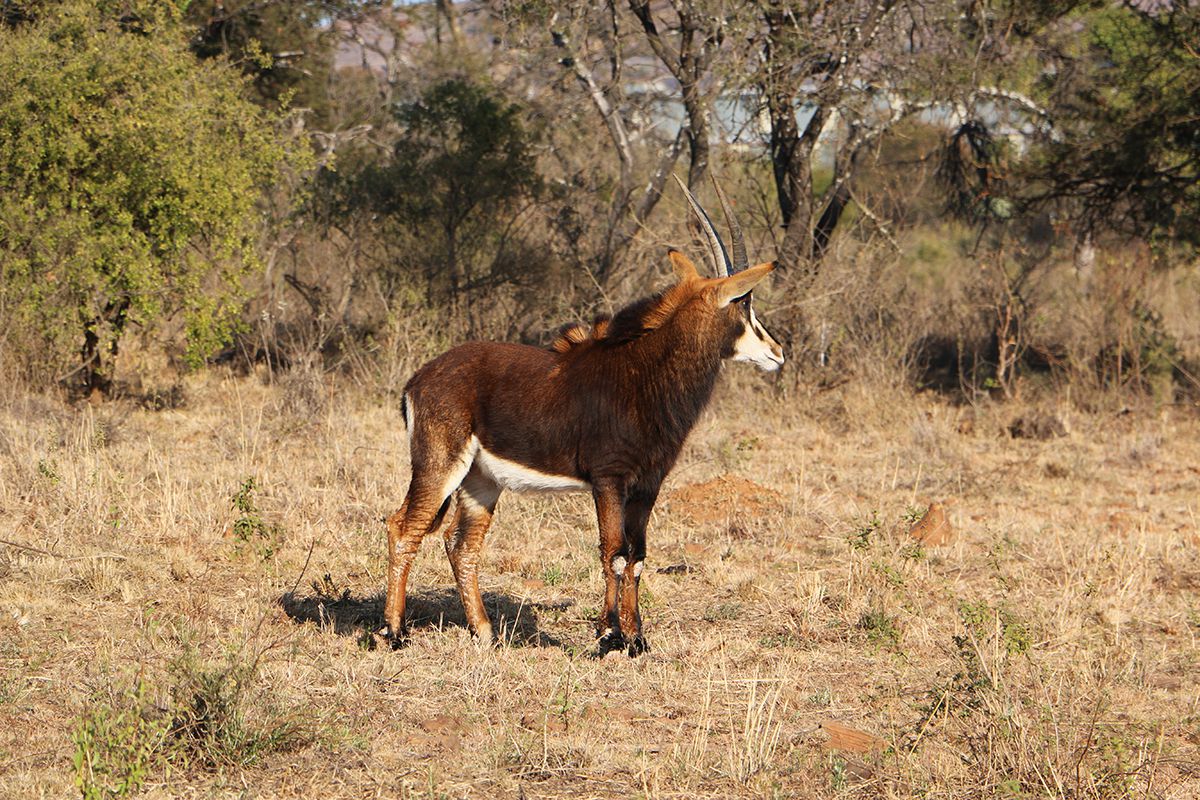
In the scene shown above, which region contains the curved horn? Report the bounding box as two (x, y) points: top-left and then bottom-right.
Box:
(672, 173), (730, 277)
(710, 175), (748, 273)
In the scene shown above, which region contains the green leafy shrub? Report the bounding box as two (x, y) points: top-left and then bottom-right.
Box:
(73, 680), (169, 800)
(859, 607), (902, 650)
(0, 1), (308, 393)
(72, 645), (309, 796)
(331, 77), (545, 320)
(167, 651), (305, 768)
(230, 477), (283, 559)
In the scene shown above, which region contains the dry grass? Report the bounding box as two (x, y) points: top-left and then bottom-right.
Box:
(1, 367), (1198, 798)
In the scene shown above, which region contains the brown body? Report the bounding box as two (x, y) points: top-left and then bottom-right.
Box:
(383, 180), (784, 655)
(408, 294), (729, 488)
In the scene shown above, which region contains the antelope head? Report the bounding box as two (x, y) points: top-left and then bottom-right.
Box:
(672, 174), (785, 372)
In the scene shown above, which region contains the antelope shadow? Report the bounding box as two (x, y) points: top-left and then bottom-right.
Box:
(278, 587), (570, 649)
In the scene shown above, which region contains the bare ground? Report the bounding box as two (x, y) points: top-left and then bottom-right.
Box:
(1, 368), (1198, 798)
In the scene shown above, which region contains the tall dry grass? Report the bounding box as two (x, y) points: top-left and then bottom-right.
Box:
(1, 350), (1197, 797)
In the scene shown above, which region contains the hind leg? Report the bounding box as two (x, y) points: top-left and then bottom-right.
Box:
(443, 468), (501, 643)
(383, 486), (451, 641)
(384, 435), (477, 641)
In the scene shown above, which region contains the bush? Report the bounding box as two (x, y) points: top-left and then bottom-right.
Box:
(0, 1), (308, 395)
(72, 680), (169, 800)
(330, 77), (547, 330)
(72, 643), (309, 797)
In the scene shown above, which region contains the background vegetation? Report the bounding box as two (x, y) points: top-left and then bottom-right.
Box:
(0, 0), (1196, 404)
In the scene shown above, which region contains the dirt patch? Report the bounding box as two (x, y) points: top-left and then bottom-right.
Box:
(668, 474), (783, 525)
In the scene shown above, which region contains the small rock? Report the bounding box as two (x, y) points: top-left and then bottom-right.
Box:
(819, 720), (886, 754)
(611, 706), (636, 722)
(909, 502), (955, 546)
(583, 704), (636, 721)
(534, 596), (575, 611)
(1008, 412), (1067, 440)
(405, 731), (461, 751)
(840, 759), (877, 782)
(420, 714), (466, 735)
(520, 713), (567, 733)
(1147, 673), (1182, 691)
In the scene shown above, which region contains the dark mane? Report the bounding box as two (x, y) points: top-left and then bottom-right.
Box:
(549, 281), (696, 352)
(606, 281), (697, 344)
(549, 314), (613, 354)
(601, 295), (660, 344)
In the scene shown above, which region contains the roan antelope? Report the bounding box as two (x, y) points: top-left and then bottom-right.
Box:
(383, 176), (784, 656)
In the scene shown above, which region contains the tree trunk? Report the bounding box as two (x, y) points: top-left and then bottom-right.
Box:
(812, 178), (851, 261)
(435, 0), (462, 47)
(1073, 229), (1095, 296)
(80, 322), (108, 397)
(768, 97), (824, 271)
(627, 0), (714, 190)
(763, 5), (824, 274)
(79, 297), (130, 398)
(682, 80), (710, 189)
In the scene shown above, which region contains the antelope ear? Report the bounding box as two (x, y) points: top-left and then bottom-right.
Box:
(668, 249), (700, 281)
(715, 261), (775, 306)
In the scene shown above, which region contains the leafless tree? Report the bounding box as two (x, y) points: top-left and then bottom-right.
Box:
(752, 0), (944, 279)
(541, 2), (694, 281)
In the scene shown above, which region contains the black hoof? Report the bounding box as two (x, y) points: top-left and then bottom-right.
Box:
(372, 626), (408, 651)
(597, 629), (627, 656)
(627, 635), (650, 657)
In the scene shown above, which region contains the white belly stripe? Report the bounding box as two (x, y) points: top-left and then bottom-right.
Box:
(474, 445), (588, 493)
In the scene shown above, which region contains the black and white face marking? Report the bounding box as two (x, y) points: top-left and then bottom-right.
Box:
(730, 295), (785, 371)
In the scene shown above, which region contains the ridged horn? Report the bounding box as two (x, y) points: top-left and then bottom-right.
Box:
(710, 175), (748, 274)
(672, 173), (730, 278)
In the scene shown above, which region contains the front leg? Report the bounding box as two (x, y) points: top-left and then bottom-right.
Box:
(592, 480), (628, 655)
(618, 484), (658, 656)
